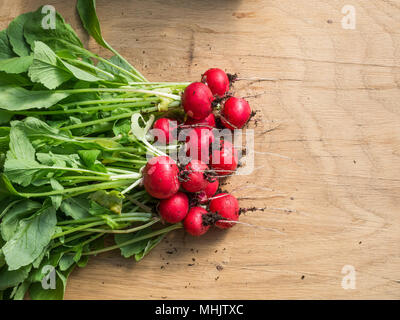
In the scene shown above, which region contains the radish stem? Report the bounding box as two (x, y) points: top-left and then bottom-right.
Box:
(82, 223), (182, 256)
(84, 218), (160, 234)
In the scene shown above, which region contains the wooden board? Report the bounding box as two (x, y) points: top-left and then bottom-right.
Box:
(1, 0), (399, 299)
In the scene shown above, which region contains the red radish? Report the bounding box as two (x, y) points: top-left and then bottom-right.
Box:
(142, 156), (180, 199)
(197, 179), (219, 204)
(209, 193), (239, 229)
(185, 127), (215, 163)
(210, 140), (238, 175)
(159, 192), (189, 223)
(201, 68), (230, 97)
(181, 159), (210, 193)
(184, 113), (216, 128)
(152, 118), (178, 144)
(221, 97), (251, 129)
(183, 207), (210, 236)
(204, 179), (219, 198)
(182, 82), (214, 120)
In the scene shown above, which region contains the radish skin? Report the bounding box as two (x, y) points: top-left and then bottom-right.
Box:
(197, 179), (219, 204)
(153, 118), (178, 144)
(201, 68), (230, 97)
(183, 207), (210, 236)
(159, 192), (189, 223)
(221, 97), (251, 129)
(209, 193), (239, 229)
(184, 113), (216, 128)
(185, 127), (215, 163)
(210, 140), (238, 176)
(204, 179), (219, 198)
(143, 156), (180, 199)
(181, 159), (210, 193)
(182, 82), (214, 120)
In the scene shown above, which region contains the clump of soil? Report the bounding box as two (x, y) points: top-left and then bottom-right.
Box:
(202, 212), (224, 226)
(239, 206), (266, 215)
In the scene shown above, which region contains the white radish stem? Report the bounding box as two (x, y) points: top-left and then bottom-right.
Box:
(121, 178), (143, 195)
(209, 193), (286, 201)
(110, 173), (142, 180)
(219, 114), (238, 130)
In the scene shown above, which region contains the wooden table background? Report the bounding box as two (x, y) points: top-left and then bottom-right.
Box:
(1, 0), (399, 299)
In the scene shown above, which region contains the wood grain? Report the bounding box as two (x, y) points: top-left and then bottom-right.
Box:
(1, 0), (399, 299)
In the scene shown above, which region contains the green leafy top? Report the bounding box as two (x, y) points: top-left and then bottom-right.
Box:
(0, 0), (186, 300)
(7, 12), (32, 57)
(23, 6), (83, 51)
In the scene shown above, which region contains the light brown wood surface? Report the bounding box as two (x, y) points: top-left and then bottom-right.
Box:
(1, 0), (399, 300)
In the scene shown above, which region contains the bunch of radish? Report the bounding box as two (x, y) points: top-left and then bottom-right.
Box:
(144, 68), (251, 236)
